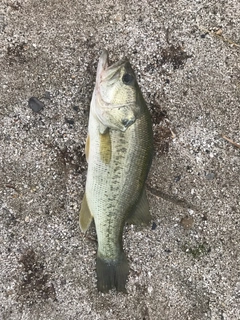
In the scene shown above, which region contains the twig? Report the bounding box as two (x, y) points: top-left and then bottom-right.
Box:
(5, 184), (17, 190)
(170, 128), (176, 139)
(222, 135), (240, 148)
(146, 184), (196, 210)
(198, 26), (240, 48)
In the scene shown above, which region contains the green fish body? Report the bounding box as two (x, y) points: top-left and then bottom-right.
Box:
(80, 50), (153, 292)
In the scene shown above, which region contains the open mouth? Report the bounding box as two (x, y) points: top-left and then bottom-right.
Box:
(97, 49), (127, 82)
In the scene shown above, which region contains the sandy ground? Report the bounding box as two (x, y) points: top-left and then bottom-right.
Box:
(0, 1), (239, 319)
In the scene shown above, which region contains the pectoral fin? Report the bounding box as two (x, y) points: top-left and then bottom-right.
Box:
(100, 129), (111, 164)
(127, 188), (151, 225)
(79, 193), (93, 232)
(99, 122), (108, 134)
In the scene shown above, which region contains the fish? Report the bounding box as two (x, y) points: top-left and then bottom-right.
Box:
(79, 49), (153, 293)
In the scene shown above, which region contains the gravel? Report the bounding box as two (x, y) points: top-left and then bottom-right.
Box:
(0, 0), (239, 319)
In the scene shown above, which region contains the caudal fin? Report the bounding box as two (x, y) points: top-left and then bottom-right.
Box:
(96, 253), (129, 293)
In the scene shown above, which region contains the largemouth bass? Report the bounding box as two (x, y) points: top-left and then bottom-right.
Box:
(80, 49), (153, 293)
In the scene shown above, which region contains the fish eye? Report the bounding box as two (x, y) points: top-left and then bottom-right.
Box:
(122, 73), (134, 85)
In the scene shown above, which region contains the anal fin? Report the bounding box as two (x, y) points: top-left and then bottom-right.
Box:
(127, 188), (151, 225)
(79, 193), (93, 232)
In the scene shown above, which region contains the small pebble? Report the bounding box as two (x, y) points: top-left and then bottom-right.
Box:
(72, 106), (79, 112)
(205, 172), (215, 180)
(151, 222), (157, 230)
(174, 175), (181, 182)
(164, 249), (171, 253)
(44, 91), (51, 99)
(180, 216), (194, 229)
(28, 97), (44, 112)
(65, 118), (75, 125)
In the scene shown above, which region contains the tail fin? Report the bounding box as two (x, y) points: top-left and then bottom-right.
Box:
(96, 253), (129, 293)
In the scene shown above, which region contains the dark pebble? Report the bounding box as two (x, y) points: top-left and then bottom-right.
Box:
(73, 106), (79, 112)
(151, 222), (157, 230)
(65, 118), (75, 125)
(174, 175), (181, 182)
(164, 249), (171, 253)
(28, 97), (44, 112)
(44, 91), (51, 99)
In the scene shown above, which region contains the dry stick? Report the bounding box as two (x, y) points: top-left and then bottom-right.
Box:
(199, 26), (240, 48)
(222, 135), (240, 148)
(146, 183), (196, 210)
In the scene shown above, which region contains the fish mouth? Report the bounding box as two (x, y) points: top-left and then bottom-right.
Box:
(98, 49), (109, 72)
(97, 49), (128, 83)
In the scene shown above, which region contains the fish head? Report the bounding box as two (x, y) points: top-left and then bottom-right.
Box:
(93, 49), (141, 132)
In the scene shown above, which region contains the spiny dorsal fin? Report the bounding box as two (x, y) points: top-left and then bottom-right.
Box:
(127, 188), (151, 225)
(79, 193), (93, 232)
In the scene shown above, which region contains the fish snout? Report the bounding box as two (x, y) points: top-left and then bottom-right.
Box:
(121, 117), (136, 128)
